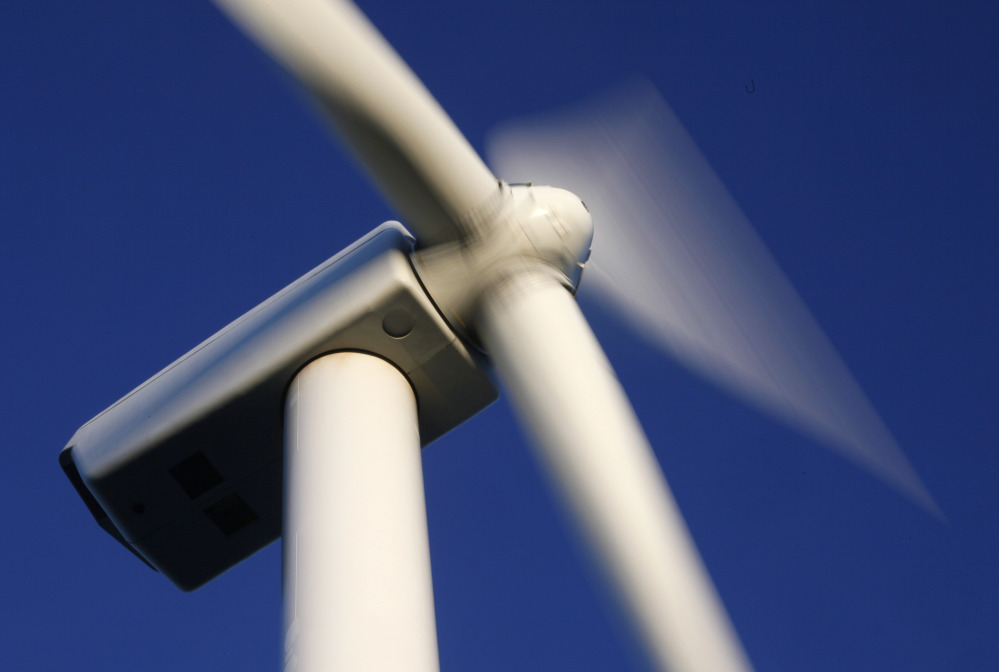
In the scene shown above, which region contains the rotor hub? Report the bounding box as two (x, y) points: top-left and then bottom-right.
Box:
(412, 182), (593, 346)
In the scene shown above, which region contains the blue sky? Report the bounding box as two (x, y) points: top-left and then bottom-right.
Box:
(2, 1), (997, 670)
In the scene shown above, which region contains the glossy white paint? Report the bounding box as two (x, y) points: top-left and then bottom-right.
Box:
(412, 182), (593, 345)
(60, 223), (495, 590)
(478, 269), (753, 672)
(284, 353), (439, 672)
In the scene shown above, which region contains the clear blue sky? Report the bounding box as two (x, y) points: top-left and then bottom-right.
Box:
(2, 1), (997, 670)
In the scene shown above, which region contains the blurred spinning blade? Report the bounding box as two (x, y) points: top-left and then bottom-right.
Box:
(212, 0), (500, 247)
(487, 80), (938, 515)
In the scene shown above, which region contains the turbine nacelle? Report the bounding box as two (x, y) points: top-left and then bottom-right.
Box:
(60, 224), (497, 590)
(413, 183), (593, 347)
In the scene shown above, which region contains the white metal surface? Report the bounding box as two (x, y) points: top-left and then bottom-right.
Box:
(212, 0), (500, 246)
(284, 353), (439, 672)
(477, 269), (753, 672)
(412, 182), (592, 343)
(61, 223), (495, 590)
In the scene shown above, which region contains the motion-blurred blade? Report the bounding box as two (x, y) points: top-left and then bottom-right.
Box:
(477, 269), (753, 672)
(213, 0), (500, 246)
(487, 80), (938, 514)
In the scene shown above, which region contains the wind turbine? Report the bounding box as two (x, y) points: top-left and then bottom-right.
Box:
(59, 1), (936, 671)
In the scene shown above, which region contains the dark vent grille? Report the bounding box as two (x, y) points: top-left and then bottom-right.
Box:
(204, 493), (259, 536)
(169, 451), (224, 499)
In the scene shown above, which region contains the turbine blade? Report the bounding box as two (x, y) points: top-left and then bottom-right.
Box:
(212, 0), (500, 247)
(477, 269), (753, 672)
(486, 80), (939, 515)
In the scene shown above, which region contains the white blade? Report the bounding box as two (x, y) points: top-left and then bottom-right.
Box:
(213, 0), (500, 247)
(486, 80), (938, 514)
(477, 269), (753, 672)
